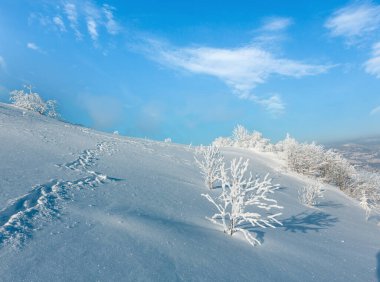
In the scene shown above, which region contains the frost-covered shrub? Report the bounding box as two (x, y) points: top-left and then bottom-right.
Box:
(9, 86), (59, 119)
(202, 158), (283, 246)
(213, 125), (273, 152)
(355, 171), (380, 219)
(232, 124), (250, 144)
(360, 191), (373, 220)
(320, 150), (355, 192)
(212, 136), (233, 147)
(276, 135), (355, 192)
(298, 181), (324, 206)
(232, 125), (272, 150)
(276, 135), (380, 219)
(195, 145), (224, 189)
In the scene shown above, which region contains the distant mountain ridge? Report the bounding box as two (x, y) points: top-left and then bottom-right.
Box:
(327, 136), (380, 172)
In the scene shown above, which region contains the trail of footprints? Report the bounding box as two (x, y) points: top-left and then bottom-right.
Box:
(0, 141), (119, 247)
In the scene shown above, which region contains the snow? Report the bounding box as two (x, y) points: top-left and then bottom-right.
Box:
(0, 102), (379, 281)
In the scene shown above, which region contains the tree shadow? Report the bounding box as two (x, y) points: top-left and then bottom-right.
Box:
(281, 211), (338, 233)
(377, 251), (380, 282)
(315, 201), (343, 209)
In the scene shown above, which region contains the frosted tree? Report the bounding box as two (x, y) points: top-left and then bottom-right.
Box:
(10, 88), (45, 114)
(202, 158), (283, 246)
(298, 181), (324, 206)
(9, 85), (59, 119)
(248, 131), (272, 151)
(232, 124), (249, 147)
(276, 134), (298, 166)
(194, 145), (224, 189)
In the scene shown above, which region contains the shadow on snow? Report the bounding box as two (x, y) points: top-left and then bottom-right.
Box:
(281, 211), (338, 233)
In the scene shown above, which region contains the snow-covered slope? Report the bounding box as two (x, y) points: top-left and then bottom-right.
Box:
(0, 102), (379, 281)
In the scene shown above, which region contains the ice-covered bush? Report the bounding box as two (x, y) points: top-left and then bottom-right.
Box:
(232, 124), (250, 145)
(9, 86), (59, 119)
(202, 158), (283, 246)
(323, 150), (355, 192)
(276, 135), (355, 192)
(210, 128), (377, 220)
(356, 172), (380, 219)
(212, 136), (233, 147)
(298, 181), (324, 206)
(213, 125), (273, 152)
(195, 145), (224, 189)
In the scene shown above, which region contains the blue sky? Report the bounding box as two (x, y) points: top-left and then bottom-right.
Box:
(0, 0), (379, 144)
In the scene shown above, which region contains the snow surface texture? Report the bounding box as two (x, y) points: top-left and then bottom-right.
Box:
(0, 140), (118, 247)
(0, 102), (379, 281)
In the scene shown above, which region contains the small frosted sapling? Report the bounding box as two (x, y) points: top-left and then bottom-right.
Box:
(194, 145), (224, 189)
(298, 181), (324, 206)
(202, 158), (283, 246)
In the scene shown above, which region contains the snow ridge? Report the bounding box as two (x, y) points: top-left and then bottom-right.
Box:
(0, 142), (119, 247)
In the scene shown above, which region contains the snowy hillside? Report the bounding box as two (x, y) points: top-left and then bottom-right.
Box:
(0, 102), (379, 281)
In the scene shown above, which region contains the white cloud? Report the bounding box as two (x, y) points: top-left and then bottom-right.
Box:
(144, 39), (329, 92)
(370, 105), (380, 115)
(139, 39), (330, 113)
(364, 42), (380, 78)
(84, 2), (101, 42)
(103, 4), (120, 35)
(27, 42), (40, 51)
(86, 18), (98, 41)
(261, 17), (293, 32)
(0, 56), (5, 71)
(253, 94), (285, 115)
(64, 3), (82, 39)
(53, 16), (66, 32)
(325, 3), (380, 42)
(32, 2), (120, 44)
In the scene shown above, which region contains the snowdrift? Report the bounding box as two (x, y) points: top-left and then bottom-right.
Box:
(0, 103), (379, 281)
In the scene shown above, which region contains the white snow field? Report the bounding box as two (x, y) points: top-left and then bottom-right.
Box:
(0, 102), (379, 281)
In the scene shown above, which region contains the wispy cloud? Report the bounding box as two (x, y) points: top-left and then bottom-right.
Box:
(364, 42), (380, 78)
(253, 94), (285, 115)
(0, 56), (6, 71)
(261, 17), (293, 32)
(86, 18), (98, 41)
(27, 42), (40, 51)
(325, 2), (380, 43)
(370, 105), (380, 115)
(103, 4), (120, 35)
(84, 2), (101, 42)
(64, 3), (82, 39)
(60, 2), (120, 42)
(29, 2), (121, 47)
(139, 38), (330, 113)
(53, 16), (66, 32)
